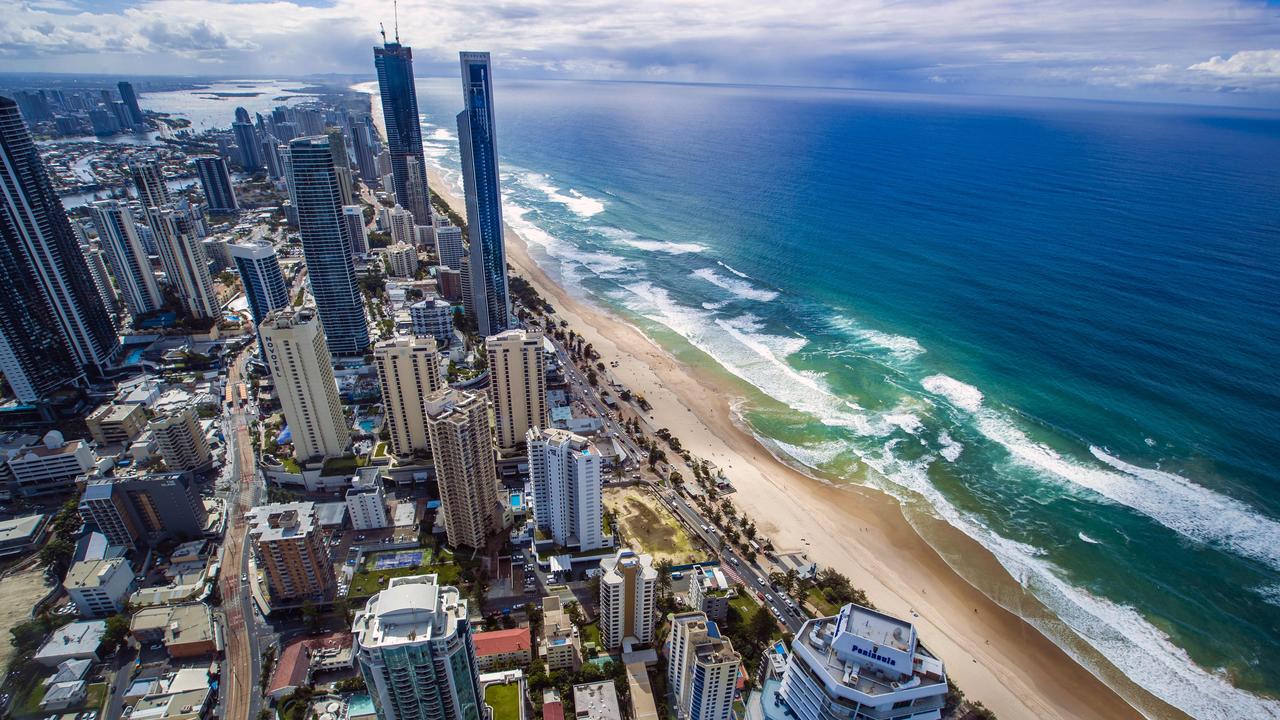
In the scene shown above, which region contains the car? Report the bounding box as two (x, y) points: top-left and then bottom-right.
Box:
(728, 557), (740, 566)
(671, 571), (683, 580)
(149, 643), (163, 651)
(241, 573), (248, 583)
(764, 593), (773, 602)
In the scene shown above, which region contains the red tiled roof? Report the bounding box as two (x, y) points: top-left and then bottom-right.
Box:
(304, 631), (352, 653)
(268, 641), (310, 695)
(543, 701), (564, 720)
(472, 627), (531, 657)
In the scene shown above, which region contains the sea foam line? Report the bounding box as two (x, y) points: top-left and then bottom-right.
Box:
(692, 267), (779, 302)
(921, 374), (1280, 573)
(518, 171), (606, 218)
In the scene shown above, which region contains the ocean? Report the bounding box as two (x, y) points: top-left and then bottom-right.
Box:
(395, 78), (1280, 719)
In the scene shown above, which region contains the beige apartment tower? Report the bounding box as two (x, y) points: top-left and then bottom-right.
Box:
(148, 405), (212, 471)
(373, 336), (443, 458)
(599, 548), (658, 649)
(246, 502), (336, 602)
(261, 307), (350, 462)
(424, 389), (501, 549)
(487, 329), (547, 454)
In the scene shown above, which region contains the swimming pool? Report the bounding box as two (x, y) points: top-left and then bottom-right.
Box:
(347, 694), (375, 718)
(357, 419), (376, 434)
(124, 348), (146, 365)
(509, 492), (523, 510)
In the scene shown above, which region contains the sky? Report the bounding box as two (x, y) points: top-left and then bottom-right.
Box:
(3, 0), (1280, 106)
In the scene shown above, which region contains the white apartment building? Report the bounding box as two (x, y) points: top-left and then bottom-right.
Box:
(261, 307), (351, 462)
(779, 604), (948, 720)
(487, 329), (547, 454)
(435, 223), (464, 271)
(527, 427), (606, 551)
(668, 612), (740, 720)
(352, 574), (484, 720)
(346, 475), (389, 530)
(384, 242), (419, 279)
(373, 336), (443, 458)
(343, 205), (369, 255)
(409, 295), (454, 344)
(148, 405), (212, 472)
(599, 549), (657, 649)
(64, 557), (134, 617)
(4, 431), (96, 497)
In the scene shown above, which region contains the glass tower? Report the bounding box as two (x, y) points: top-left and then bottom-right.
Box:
(0, 96), (119, 400)
(374, 41), (432, 224)
(457, 52), (510, 337)
(288, 136), (369, 355)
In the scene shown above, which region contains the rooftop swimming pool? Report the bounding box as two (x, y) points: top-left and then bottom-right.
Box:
(509, 492), (523, 510)
(347, 694), (375, 718)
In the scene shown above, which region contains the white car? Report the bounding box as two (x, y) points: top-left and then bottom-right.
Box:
(241, 573), (248, 583)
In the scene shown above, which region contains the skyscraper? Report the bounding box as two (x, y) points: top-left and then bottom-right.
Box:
(129, 156), (170, 211)
(150, 206), (218, 320)
(353, 574), (485, 720)
(233, 106), (262, 171)
(668, 612), (740, 720)
(528, 427), (605, 551)
(599, 549), (657, 649)
(80, 244), (119, 318)
(230, 240), (289, 325)
(193, 156), (238, 213)
(435, 223), (464, 270)
(289, 136), (369, 355)
(91, 200), (163, 319)
(487, 329), (547, 454)
(342, 205), (369, 255)
(260, 307), (351, 462)
(246, 502), (336, 602)
(374, 41), (432, 224)
(0, 97), (119, 400)
(350, 116), (379, 185)
(117, 81), (145, 128)
(374, 336), (443, 458)
(149, 405), (213, 472)
(457, 52), (511, 336)
(424, 388), (501, 549)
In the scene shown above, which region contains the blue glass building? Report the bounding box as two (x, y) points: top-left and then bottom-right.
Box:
(288, 136), (369, 355)
(374, 42), (432, 224)
(457, 52), (510, 337)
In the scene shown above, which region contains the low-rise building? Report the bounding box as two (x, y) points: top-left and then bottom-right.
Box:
(0, 513), (50, 557)
(346, 476), (389, 530)
(64, 556), (134, 617)
(473, 627), (533, 671)
(127, 667), (213, 720)
(34, 620), (106, 667)
(129, 603), (219, 658)
(4, 431), (95, 497)
(86, 402), (147, 445)
(572, 681), (622, 720)
(540, 595), (580, 671)
(409, 295), (453, 343)
(687, 565), (734, 623)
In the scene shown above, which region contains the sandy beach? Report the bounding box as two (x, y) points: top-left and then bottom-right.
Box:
(421, 164), (1185, 720)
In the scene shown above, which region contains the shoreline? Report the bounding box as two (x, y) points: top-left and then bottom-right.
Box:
(424, 166), (1174, 720)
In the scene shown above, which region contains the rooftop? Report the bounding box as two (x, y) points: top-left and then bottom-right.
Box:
(473, 627), (532, 657)
(572, 681), (621, 720)
(791, 604), (946, 701)
(0, 513), (47, 543)
(88, 402), (143, 423)
(352, 574), (467, 650)
(246, 501), (319, 541)
(64, 556), (129, 589)
(34, 620), (106, 661)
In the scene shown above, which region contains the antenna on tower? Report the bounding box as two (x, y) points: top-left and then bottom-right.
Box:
(379, 21), (387, 44)
(394, 0), (400, 43)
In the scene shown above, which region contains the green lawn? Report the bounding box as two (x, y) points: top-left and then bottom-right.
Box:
(579, 622), (601, 651)
(9, 671), (46, 718)
(485, 681), (522, 720)
(347, 549), (461, 598)
(806, 589), (840, 617)
(280, 456), (301, 473)
(729, 593), (761, 621)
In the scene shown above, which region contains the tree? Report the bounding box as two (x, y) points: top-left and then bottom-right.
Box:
(101, 613), (131, 654)
(655, 558), (673, 601)
(39, 537), (74, 578)
(748, 607), (776, 652)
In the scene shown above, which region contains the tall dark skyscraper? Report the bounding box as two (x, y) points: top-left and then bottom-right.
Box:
(234, 111), (263, 172)
(288, 136), (369, 355)
(350, 116), (379, 186)
(457, 52), (511, 337)
(0, 97), (119, 402)
(129, 156), (170, 210)
(193, 156), (238, 213)
(374, 41), (432, 225)
(117, 81), (145, 127)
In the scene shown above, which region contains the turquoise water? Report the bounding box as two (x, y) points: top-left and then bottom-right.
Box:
(397, 79), (1279, 718)
(346, 694), (375, 717)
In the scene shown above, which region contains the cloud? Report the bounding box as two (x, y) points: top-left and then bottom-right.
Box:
(1, 0), (1279, 104)
(1189, 49), (1280, 78)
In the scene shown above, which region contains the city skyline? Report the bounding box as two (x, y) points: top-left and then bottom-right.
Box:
(2, 0), (1279, 107)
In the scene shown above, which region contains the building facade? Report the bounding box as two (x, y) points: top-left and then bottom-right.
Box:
(346, 480), (389, 531)
(148, 405), (213, 472)
(261, 307), (351, 462)
(86, 402), (147, 445)
(352, 574), (484, 720)
(64, 557), (135, 618)
(0, 96), (120, 400)
(668, 612), (739, 720)
(289, 136), (369, 355)
(194, 156), (238, 213)
(435, 223), (464, 271)
(424, 389), (501, 549)
(487, 329), (547, 454)
(79, 472), (208, 549)
(599, 549), (657, 649)
(229, 240), (289, 325)
(374, 336), (443, 458)
(457, 52), (511, 336)
(778, 604), (948, 720)
(385, 242), (418, 278)
(91, 200), (162, 319)
(246, 502), (336, 602)
(409, 295), (453, 344)
(342, 205), (369, 255)
(150, 205), (218, 319)
(528, 427), (605, 551)
(374, 42), (433, 225)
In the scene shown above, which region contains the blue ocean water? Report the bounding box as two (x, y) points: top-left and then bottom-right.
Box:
(407, 79), (1279, 718)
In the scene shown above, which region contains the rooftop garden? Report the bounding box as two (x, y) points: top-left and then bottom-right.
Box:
(484, 681), (522, 720)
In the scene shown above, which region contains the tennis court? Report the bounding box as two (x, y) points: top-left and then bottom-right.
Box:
(373, 550), (423, 570)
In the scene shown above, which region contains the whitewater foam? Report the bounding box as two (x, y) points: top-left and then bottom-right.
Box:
(921, 374), (985, 412)
(692, 267), (779, 302)
(1078, 532), (1102, 545)
(717, 260), (753, 279)
(518, 171), (606, 218)
(937, 430), (964, 462)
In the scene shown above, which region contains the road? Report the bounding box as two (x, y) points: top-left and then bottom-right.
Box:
(216, 349), (267, 720)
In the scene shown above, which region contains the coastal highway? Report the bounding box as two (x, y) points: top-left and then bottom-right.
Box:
(542, 322), (809, 634)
